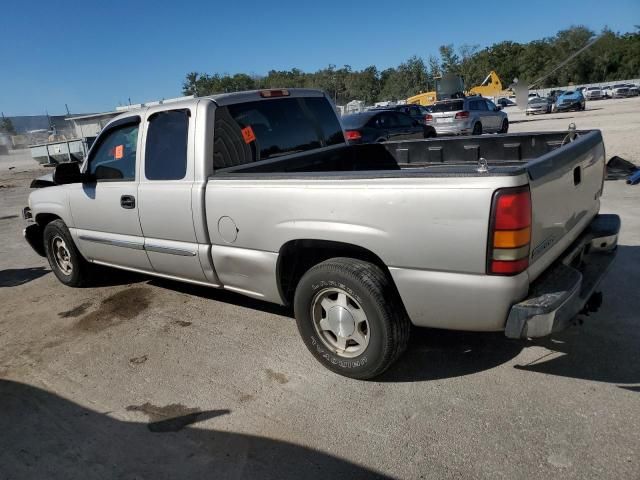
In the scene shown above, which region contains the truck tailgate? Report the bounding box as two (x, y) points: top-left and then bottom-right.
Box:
(526, 131), (606, 281)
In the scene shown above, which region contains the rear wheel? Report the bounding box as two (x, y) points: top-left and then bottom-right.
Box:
(472, 122), (482, 136)
(499, 119), (509, 133)
(423, 126), (436, 138)
(43, 219), (92, 287)
(293, 257), (410, 379)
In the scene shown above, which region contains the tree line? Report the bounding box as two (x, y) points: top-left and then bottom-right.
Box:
(183, 26), (639, 104)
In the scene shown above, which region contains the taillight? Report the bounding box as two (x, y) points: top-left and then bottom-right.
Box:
(345, 130), (362, 141)
(455, 111), (470, 119)
(259, 89), (290, 98)
(487, 186), (532, 275)
(425, 114), (433, 122)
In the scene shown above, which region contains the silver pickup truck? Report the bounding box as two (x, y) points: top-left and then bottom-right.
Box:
(22, 89), (620, 379)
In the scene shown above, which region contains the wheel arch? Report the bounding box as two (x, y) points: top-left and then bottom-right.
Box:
(35, 212), (63, 228)
(276, 239), (402, 307)
(25, 213), (64, 257)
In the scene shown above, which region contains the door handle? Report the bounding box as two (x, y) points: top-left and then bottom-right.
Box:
(120, 195), (136, 209)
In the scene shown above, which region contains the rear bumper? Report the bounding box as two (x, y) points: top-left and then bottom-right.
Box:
(505, 214), (620, 339)
(433, 122), (472, 135)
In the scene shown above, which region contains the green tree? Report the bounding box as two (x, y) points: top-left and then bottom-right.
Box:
(182, 26), (639, 104)
(439, 45), (460, 74)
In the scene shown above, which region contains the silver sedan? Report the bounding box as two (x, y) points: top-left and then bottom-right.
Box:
(526, 97), (551, 115)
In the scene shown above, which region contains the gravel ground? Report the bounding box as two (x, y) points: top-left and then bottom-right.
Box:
(0, 97), (639, 479)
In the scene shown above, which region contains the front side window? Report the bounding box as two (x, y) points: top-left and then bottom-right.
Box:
(145, 109), (189, 180)
(88, 123), (139, 181)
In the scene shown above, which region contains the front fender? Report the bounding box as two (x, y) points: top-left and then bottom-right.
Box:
(29, 185), (74, 228)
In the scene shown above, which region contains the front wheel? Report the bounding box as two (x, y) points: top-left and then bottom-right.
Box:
(293, 258), (410, 379)
(499, 119), (509, 133)
(43, 219), (92, 287)
(472, 122), (482, 136)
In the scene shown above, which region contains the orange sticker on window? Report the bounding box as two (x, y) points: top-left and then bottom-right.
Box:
(241, 126), (256, 144)
(114, 144), (124, 159)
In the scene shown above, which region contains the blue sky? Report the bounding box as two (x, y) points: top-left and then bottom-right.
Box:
(1, 0), (638, 115)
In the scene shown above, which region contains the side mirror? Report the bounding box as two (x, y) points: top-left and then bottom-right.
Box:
(53, 162), (87, 185)
(495, 105), (503, 111)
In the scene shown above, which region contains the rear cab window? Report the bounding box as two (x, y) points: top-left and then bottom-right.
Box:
(213, 96), (344, 170)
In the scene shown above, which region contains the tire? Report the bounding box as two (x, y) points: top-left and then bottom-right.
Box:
(472, 122), (482, 136)
(499, 119), (509, 134)
(423, 126), (437, 138)
(293, 257), (410, 380)
(43, 219), (91, 287)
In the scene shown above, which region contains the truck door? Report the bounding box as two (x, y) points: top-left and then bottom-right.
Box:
(137, 107), (209, 282)
(68, 116), (152, 271)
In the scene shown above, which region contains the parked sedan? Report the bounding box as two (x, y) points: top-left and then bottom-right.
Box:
(526, 97), (552, 115)
(497, 97), (516, 107)
(625, 84), (639, 96)
(555, 90), (586, 112)
(342, 110), (436, 144)
(425, 97), (508, 136)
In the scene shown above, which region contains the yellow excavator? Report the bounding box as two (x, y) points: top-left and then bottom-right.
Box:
(407, 71), (511, 106)
(468, 71), (504, 97)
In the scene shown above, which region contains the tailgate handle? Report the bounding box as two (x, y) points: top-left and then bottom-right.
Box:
(573, 166), (581, 186)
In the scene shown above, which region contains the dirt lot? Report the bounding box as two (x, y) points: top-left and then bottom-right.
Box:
(1, 97), (639, 479)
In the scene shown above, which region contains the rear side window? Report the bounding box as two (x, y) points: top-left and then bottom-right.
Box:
(394, 113), (414, 127)
(213, 97), (345, 170)
(145, 109), (189, 180)
(431, 101), (464, 112)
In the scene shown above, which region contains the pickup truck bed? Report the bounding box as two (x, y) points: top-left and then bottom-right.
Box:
(23, 90), (619, 379)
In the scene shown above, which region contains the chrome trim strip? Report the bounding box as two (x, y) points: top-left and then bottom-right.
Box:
(78, 235), (144, 250)
(79, 234), (197, 256)
(144, 244), (197, 257)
